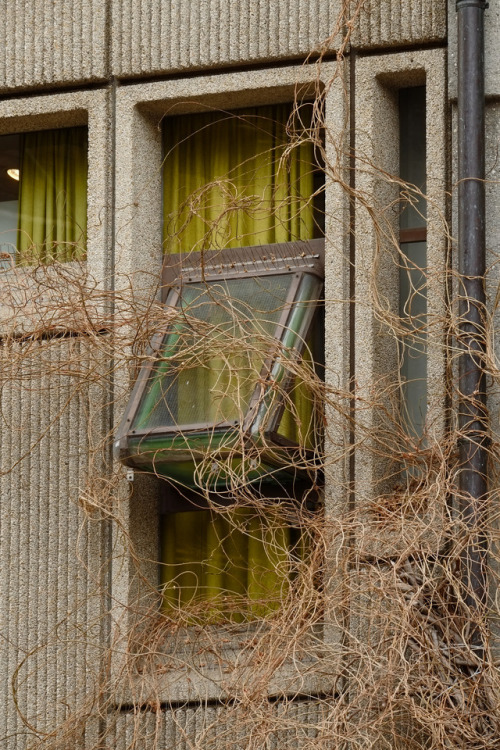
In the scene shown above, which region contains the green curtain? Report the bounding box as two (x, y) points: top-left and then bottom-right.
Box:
(17, 127), (88, 264)
(161, 104), (317, 619)
(163, 104), (315, 251)
(160, 507), (298, 623)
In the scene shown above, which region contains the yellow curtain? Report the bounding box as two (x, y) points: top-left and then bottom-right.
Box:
(17, 127), (88, 264)
(161, 104), (317, 619)
(163, 104), (315, 251)
(160, 508), (295, 623)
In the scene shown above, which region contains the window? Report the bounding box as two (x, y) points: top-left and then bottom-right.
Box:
(0, 127), (87, 266)
(115, 240), (323, 486)
(399, 87), (427, 440)
(115, 104), (323, 621)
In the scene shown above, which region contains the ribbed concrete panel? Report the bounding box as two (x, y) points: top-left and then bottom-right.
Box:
(0, 337), (107, 749)
(0, 0), (107, 93)
(110, 699), (329, 749)
(351, 0), (446, 49)
(111, 0), (341, 78)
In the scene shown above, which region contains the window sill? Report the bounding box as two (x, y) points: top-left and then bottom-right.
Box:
(114, 621), (340, 706)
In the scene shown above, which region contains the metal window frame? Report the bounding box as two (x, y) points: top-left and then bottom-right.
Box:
(114, 239), (324, 482)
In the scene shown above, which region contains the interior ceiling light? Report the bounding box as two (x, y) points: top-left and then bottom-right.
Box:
(7, 168), (20, 181)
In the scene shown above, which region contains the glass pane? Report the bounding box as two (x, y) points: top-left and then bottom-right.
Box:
(160, 507), (307, 622)
(0, 134), (20, 267)
(400, 241), (427, 438)
(399, 87), (426, 230)
(399, 87), (427, 441)
(0, 128), (88, 265)
(133, 273), (294, 430)
(276, 333), (318, 447)
(162, 103), (319, 253)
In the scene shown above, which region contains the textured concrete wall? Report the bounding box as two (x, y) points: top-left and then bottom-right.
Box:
(0, 1), (448, 94)
(351, 0), (446, 49)
(0, 0), (108, 93)
(0, 337), (108, 749)
(110, 0), (342, 78)
(110, 0), (447, 79)
(109, 699), (328, 749)
(4, 0), (496, 745)
(485, 101), (500, 659)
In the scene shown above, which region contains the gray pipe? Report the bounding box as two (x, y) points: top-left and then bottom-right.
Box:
(456, 0), (488, 632)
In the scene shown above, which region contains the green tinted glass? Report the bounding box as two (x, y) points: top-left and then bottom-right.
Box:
(132, 274), (294, 431)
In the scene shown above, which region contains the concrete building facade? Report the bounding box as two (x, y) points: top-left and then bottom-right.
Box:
(0, 1), (499, 748)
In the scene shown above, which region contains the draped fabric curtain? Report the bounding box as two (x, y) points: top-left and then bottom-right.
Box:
(161, 508), (294, 622)
(18, 127), (88, 264)
(163, 104), (315, 251)
(161, 104), (317, 619)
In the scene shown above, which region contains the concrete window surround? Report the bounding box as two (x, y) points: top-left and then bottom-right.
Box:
(353, 48), (447, 559)
(0, 89), (112, 741)
(0, 89), (112, 334)
(110, 61), (350, 706)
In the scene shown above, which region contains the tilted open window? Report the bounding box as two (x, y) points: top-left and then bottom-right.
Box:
(115, 239), (323, 489)
(116, 102), (324, 490)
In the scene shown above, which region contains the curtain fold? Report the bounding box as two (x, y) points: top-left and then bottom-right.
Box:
(160, 507), (295, 622)
(17, 127), (88, 264)
(161, 104), (317, 619)
(163, 104), (315, 252)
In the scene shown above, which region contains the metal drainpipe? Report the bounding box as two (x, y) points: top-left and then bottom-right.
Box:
(456, 0), (488, 640)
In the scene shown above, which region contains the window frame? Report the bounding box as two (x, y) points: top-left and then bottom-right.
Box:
(111, 63), (347, 706)
(115, 238), (324, 481)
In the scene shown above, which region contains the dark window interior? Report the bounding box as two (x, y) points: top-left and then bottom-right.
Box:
(0, 134), (20, 265)
(399, 86), (427, 440)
